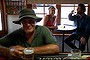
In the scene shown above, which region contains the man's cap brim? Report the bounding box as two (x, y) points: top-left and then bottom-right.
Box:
(13, 15), (42, 24)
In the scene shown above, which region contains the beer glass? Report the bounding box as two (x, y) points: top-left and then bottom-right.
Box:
(22, 48), (34, 60)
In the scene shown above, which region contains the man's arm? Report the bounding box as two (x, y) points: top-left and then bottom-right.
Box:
(80, 16), (90, 44)
(33, 44), (60, 54)
(0, 45), (10, 57)
(82, 16), (90, 40)
(38, 26), (60, 54)
(68, 10), (76, 21)
(0, 45), (25, 58)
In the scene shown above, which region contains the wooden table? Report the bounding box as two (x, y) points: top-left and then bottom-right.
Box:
(57, 25), (77, 52)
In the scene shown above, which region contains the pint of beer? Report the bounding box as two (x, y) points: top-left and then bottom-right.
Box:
(22, 48), (34, 60)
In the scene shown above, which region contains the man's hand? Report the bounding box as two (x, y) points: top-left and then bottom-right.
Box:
(80, 37), (86, 44)
(71, 10), (74, 14)
(9, 45), (25, 59)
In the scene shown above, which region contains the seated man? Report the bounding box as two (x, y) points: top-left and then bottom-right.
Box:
(65, 3), (90, 52)
(0, 8), (60, 59)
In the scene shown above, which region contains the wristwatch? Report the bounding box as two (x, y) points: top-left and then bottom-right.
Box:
(9, 47), (15, 54)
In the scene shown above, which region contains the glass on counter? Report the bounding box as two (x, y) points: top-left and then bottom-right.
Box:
(63, 49), (82, 60)
(22, 47), (34, 60)
(71, 49), (81, 59)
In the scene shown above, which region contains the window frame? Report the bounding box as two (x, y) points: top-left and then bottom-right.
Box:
(61, 4), (88, 25)
(33, 4), (88, 26)
(0, 0), (8, 37)
(33, 4), (56, 26)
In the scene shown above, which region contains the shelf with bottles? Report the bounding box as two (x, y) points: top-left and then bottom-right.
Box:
(6, 0), (26, 15)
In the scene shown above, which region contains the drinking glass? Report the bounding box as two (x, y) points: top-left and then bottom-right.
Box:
(22, 48), (34, 60)
(71, 49), (81, 59)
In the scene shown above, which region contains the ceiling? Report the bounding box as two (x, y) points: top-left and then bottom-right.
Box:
(27, 0), (90, 4)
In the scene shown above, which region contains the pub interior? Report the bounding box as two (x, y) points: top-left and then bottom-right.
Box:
(0, 0), (90, 60)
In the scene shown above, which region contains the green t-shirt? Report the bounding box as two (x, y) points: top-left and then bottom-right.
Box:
(0, 25), (57, 48)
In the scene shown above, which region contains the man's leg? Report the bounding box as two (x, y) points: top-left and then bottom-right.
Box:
(79, 43), (86, 52)
(64, 34), (78, 49)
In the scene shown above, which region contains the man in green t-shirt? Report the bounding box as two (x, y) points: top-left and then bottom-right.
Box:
(0, 8), (60, 59)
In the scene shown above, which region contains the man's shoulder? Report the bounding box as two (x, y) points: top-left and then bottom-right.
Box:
(10, 28), (23, 35)
(36, 25), (48, 29)
(35, 26), (50, 34)
(14, 28), (22, 32)
(84, 15), (90, 21)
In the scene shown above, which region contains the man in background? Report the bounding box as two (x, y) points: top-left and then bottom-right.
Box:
(65, 3), (90, 52)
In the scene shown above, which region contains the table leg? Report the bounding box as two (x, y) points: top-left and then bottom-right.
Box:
(62, 33), (64, 52)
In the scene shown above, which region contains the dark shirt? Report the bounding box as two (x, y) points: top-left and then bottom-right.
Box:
(0, 25), (57, 47)
(68, 13), (90, 38)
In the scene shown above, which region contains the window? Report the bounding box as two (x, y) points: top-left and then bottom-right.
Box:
(33, 4), (56, 26)
(33, 4), (88, 26)
(0, 10), (2, 30)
